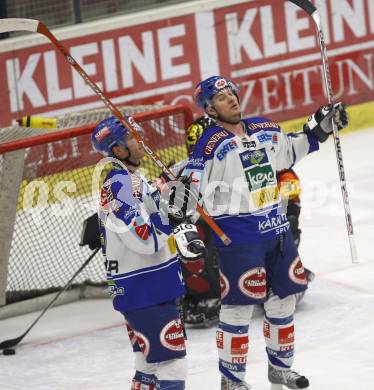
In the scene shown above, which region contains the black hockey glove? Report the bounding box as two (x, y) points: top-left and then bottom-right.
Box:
(159, 175), (199, 228)
(173, 223), (206, 262)
(304, 102), (348, 143)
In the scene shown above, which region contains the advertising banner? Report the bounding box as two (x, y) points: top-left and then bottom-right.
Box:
(1, 0), (374, 127)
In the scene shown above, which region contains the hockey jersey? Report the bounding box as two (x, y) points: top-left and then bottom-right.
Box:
(183, 116), (319, 247)
(99, 165), (185, 313)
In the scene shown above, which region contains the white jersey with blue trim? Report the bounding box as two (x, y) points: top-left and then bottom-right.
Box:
(99, 165), (185, 313)
(183, 116), (319, 247)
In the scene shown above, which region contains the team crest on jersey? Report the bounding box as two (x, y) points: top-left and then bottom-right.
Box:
(160, 319), (186, 351)
(238, 267), (267, 299)
(133, 221), (149, 240)
(288, 256), (307, 285)
(100, 181), (120, 213)
(220, 271), (230, 299)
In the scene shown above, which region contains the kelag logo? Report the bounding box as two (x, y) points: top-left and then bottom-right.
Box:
(245, 165), (276, 192)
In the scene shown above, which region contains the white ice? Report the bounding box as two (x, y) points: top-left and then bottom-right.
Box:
(1, 129), (374, 390)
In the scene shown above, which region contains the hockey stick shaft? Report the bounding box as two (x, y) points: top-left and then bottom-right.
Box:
(0, 18), (231, 246)
(288, 1), (358, 264)
(0, 247), (100, 350)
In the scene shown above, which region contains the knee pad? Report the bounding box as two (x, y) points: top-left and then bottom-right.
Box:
(264, 292), (296, 319)
(157, 357), (187, 382)
(134, 352), (158, 375)
(219, 304), (254, 326)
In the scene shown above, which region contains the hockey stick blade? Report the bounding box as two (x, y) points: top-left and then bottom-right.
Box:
(0, 18), (39, 34)
(0, 248), (100, 350)
(288, 0), (316, 16)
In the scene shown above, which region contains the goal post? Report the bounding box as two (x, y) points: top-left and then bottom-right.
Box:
(0, 103), (193, 319)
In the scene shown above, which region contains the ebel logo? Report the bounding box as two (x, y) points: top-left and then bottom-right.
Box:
(215, 78), (228, 89)
(107, 280), (124, 296)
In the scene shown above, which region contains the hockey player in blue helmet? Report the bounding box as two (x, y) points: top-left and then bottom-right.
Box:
(91, 116), (146, 167)
(185, 76), (348, 390)
(194, 76), (241, 124)
(91, 115), (205, 390)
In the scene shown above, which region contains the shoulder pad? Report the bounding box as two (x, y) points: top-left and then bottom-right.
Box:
(193, 125), (234, 159)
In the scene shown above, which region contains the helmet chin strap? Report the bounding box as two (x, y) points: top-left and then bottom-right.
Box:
(217, 114), (241, 125)
(207, 107), (242, 125)
(123, 147), (141, 169)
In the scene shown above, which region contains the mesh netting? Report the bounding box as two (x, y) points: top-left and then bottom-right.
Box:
(1, 106), (191, 304)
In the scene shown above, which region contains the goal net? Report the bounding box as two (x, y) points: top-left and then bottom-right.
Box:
(0, 104), (193, 318)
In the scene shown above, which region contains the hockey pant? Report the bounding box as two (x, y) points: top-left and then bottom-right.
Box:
(125, 302), (187, 389)
(217, 293), (296, 382)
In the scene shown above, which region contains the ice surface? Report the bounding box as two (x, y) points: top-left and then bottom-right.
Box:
(1, 129), (373, 390)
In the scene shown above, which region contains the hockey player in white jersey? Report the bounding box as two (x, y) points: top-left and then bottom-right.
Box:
(91, 116), (206, 390)
(184, 76), (348, 390)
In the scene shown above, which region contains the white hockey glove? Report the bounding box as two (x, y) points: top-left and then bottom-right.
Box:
(173, 223), (206, 262)
(304, 102), (348, 143)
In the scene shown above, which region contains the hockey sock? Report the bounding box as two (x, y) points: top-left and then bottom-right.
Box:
(263, 292), (296, 369)
(158, 380), (185, 389)
(131, 371), (157, 389)
(157, 357), (186, 390)
(217, 305), (253, 382)
(263, 314), (295, 369)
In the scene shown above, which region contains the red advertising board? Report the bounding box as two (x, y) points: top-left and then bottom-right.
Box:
(1, 0), (374, 127)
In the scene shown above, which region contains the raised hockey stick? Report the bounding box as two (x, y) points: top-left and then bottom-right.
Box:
(288, 0), (358, 264)
(0, 247), (100, 350)
(0, 18), (231, 246)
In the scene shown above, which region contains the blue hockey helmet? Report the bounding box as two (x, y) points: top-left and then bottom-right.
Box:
(91, 116), (130, 157)
(194, 76), (239, 109)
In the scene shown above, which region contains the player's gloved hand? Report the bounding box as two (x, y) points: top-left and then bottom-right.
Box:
(159, 175), (199, 227)
(304, 102), (348, 142)
(173, 223), (206, 262)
